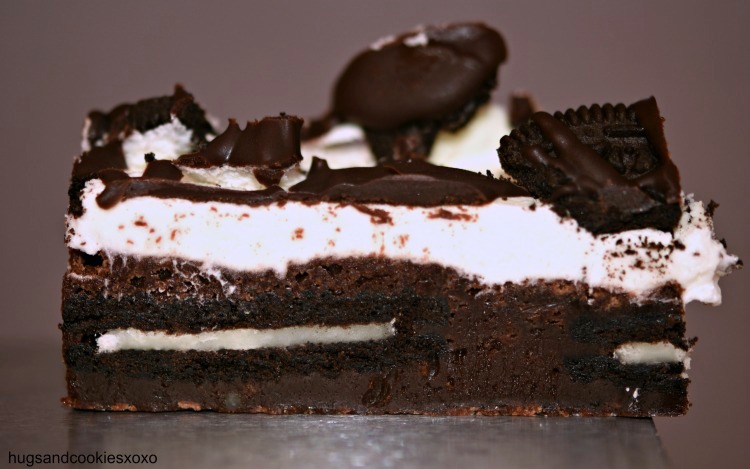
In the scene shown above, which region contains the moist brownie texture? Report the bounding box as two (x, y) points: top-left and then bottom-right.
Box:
(61, 23), (739, 415)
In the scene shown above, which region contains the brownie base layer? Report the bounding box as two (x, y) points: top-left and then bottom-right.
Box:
(62, 252), (690, 416)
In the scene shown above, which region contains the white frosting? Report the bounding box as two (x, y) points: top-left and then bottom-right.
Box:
(613, 341), (689, 365)
(66, 179), (737, 305)
(121, 118), (195, 176)
(97, 320), (396, 353)
(300, 104), (511, 177)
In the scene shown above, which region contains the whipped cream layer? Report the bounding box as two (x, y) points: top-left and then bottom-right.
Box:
(121, 118), (196, 175)
(97, 320), (396, 353)
(179, 165), (305, 191)
(67, 179), (737, 305)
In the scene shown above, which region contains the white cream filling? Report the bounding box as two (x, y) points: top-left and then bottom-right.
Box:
(301, 124), (376, 171)
(67, 179), (737, 305)
(180, 165), (305, 191)
(122, 118), (195, 176)
(300, 104), (511, 177)
(97, 320), (396, 353)
(613, 341), (689, 365)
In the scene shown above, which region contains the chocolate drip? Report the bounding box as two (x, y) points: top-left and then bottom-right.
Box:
(290, 157), (528, 205)
(85, 156), (527, 211)
(305, 23), (506, 162)
(525, 112), (626, 200)
(176, 115), (303, 186)
(629, 97), (681, 204)
(498, 97), (682, 233)
(84, 85), (214, 148)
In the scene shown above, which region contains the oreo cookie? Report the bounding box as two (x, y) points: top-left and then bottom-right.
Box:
(498, 97), (682, 234)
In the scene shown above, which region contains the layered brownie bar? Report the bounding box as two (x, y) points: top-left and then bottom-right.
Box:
(61, 23), (739, 415)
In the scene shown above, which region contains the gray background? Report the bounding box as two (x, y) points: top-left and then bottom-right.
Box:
(1, 1), (747, 467)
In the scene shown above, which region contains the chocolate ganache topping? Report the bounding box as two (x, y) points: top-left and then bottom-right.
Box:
(176, 115), (303, 186)
(498, 97), (682, 234)
(290, 157), (528, 205)
(84, 85), (214, 148)
(306, 23), (507, 162)
(83, 156), (528, 212)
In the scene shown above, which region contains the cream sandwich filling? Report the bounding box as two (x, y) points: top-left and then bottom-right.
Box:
(97, 320), (396, 353)
(613, 341), (689, 366)
(67, 179), (737, 306)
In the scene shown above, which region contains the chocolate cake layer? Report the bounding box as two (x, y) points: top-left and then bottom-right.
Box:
(62, 254), (690, 416)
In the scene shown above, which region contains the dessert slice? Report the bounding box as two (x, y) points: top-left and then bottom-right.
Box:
(62, 94), (737, 415)
(60, 23), (739, 415)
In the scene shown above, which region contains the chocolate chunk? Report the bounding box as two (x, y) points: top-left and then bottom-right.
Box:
(176, 115), (303, 186)
(498, 97), (682, 233)
(84, 85), (214, 148)
(177, 119), (243, 167)
(72, 141), (127, 178)
(228, 115), (303, 169)
(142, 160), (183, 181)
(307, 23), (506, 162)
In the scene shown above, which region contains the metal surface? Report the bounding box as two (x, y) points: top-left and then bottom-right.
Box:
(1, 342), (669, 468)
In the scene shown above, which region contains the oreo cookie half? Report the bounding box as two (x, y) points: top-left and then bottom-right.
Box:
(498, 97), (681, 234)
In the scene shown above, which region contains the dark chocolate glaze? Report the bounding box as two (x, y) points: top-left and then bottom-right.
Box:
(290, 158), (529, 204)
(87, 158), (528, 210)
(498, 97), (682, 233)
(630, 97), (681, 204)
(176, 115), (303, 186)
(306, 23), (507, 162)
(84, 85), (214, 148)
(525, 112), (627, 199)
(95, 178), (285, 210)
